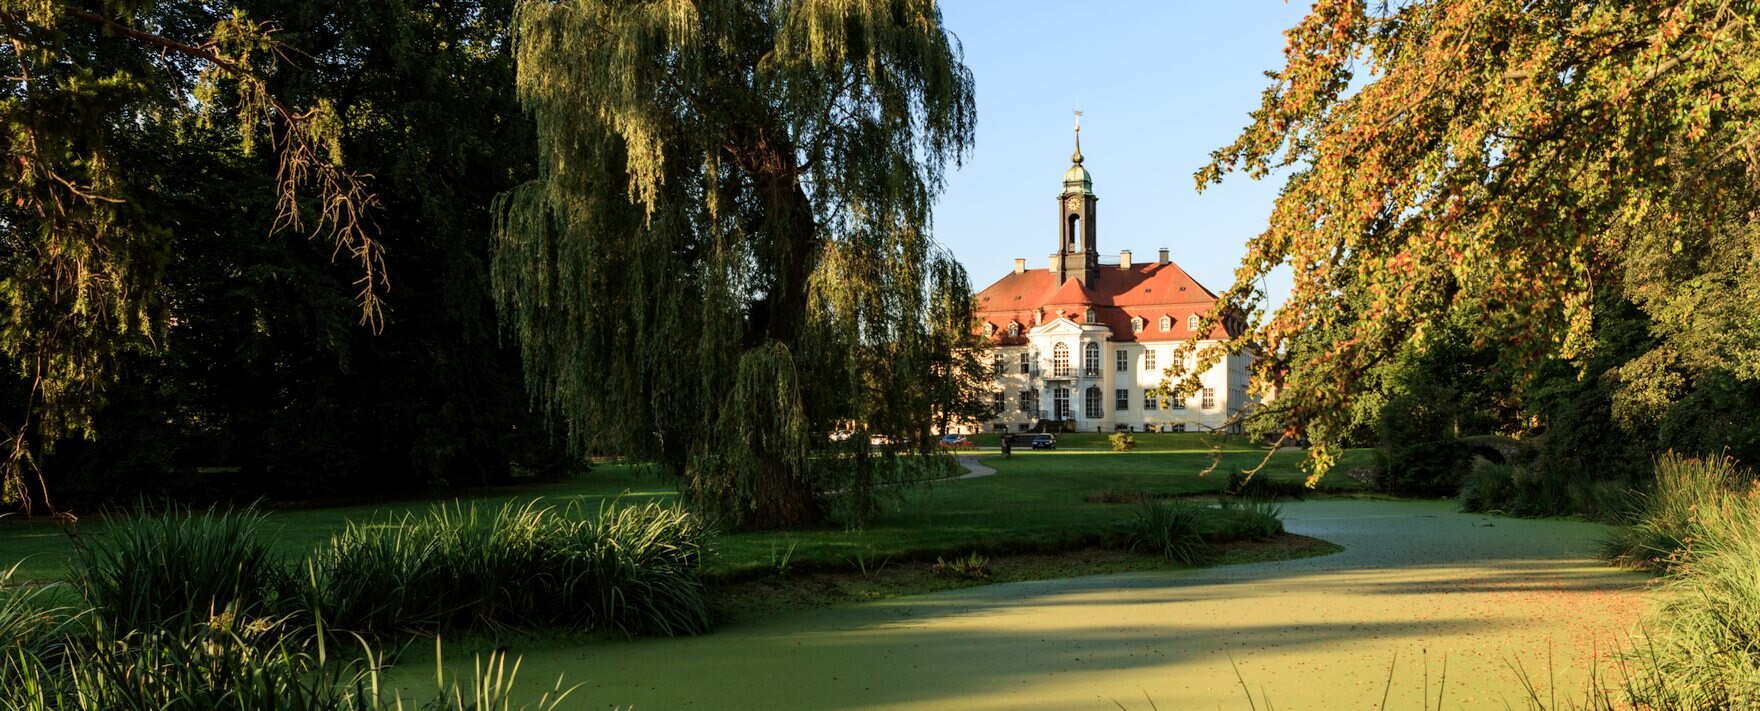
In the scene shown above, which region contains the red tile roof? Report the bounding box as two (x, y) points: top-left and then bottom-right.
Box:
(974, 262), (1227, 343)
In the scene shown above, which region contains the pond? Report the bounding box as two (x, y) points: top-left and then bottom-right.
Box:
(401, 500), (1650, 709)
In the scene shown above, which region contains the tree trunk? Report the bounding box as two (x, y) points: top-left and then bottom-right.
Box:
(747, 458), (823, 530)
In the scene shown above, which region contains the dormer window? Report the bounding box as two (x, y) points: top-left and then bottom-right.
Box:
(983, 322), (996, 337)
(1159, 316), (1171, 332)
(1007, 322), (1021, 337)
(1084, 308), (1096, 323)
(1188, 314), (1201, 331)
(1130, 316), (1145, 334)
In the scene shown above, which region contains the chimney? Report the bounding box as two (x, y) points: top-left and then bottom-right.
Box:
(1014, 258), (1026, 274)
(1119, 250), (1132, 269)
(1157, 248), (1169, 265)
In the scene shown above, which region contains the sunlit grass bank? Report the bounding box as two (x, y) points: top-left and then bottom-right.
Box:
(0, 446), (1367, 585)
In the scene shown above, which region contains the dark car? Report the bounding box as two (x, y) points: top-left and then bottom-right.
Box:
(1030, 434), (1057, 450)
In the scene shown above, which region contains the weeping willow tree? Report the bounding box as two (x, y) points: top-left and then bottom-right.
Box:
(493, 0), (977, 529)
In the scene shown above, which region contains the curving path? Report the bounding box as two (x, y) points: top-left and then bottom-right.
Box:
(455, 501), (1654, 709)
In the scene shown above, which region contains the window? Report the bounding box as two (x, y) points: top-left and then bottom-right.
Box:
(1144, 349), (1157, 371)
(1053, 387), (1070, 420)
(1115, 350), (1129, 372)
(1083, 342), (1101, 376)
(1084, 386), (1103, 419)
(1053, 343), (1071, 377)
(992, 354), (1005, 376)
(1018, 351), (1031, 374)
(1084, 307), (1096, 323)
(1116, 389), (1130, 410)
(1202, 387), (1216, 410)
(1159, 315), (1171, 332)
(984, 322), (995, 337)
(1131, 316), (1144, 333)
(1188, 314), (1202, 331)
(1021, 388), (1038, 413)
(993, 391), (1006, 414)
(1007, 322), (1020, 337)
(1143, 390), (1160, 410)
(1170, 393), (1185, 409)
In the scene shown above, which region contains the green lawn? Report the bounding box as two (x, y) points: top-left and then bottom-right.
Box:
(0, 445), (1371, 585)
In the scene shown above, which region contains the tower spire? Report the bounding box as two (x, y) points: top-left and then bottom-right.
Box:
(1071, 109), (1084, 164)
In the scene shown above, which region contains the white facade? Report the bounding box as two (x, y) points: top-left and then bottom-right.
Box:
(973, 318), (1252, 434)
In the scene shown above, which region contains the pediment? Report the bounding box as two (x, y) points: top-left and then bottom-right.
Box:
(1031, 317), (1086, 335)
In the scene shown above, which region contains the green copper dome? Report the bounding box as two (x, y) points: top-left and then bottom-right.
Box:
(1061, 133), (1093, 195)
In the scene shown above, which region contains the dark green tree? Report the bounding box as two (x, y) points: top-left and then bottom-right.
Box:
(494, 0), (976, 529)
(3, 1), (564, 506)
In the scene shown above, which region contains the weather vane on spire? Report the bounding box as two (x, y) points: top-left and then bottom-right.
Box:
(1074, 108), (1083, 133)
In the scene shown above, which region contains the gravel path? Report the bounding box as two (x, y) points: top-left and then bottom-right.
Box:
(441, 500), (1653, 709)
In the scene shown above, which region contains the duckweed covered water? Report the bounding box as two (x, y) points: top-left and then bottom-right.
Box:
(401, 500), (1648, 709)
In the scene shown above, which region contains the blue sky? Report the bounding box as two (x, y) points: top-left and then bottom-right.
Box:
(933, 2), (1310, 305)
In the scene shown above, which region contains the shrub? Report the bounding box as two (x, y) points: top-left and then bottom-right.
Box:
(1457, 462), (1520, 513)
(1108, 433), (1137, 452)
(310, 501), (712, 637)
(1125, 501), (1212, 565)
(72, 506), (294, 632)
(1376, 439), (1473, 497)
(1224, 471), (1308, 500)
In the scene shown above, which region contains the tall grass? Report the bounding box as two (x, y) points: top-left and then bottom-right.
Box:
(0, 501), (716, 708)
(1600, 453), (1745, 571)
(1125, 501), (1212, 565)
(72, 506), (294, 632)
(1591, 453), (1760, 707)
(0, 613), (578, 710)
(1215, 497), (1284, 540)
(311, 500), (712, 637)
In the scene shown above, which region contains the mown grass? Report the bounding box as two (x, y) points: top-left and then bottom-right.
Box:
(0, 445), (1369, 586)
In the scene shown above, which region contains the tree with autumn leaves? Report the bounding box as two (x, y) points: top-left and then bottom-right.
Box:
(1190, 0), (1760, 480)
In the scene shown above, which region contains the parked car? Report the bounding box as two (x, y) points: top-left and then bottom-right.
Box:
(869, 433), (897, 446)
(937, 434), (973, 449)
(1030, 434), (1057, 450)
(829, 429), (855, 442)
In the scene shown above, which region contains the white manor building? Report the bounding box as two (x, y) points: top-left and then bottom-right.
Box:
(967, 131), (1254, 434)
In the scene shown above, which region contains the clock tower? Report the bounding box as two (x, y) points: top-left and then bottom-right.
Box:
(1054, 117), (1099, 287)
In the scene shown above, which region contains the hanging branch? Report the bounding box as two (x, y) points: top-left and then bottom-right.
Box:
(64, 6), (387, 328)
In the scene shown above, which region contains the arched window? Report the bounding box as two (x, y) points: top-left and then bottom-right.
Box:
(1007, 321), (1020, 337)
(1188, 314), (1202, 331)
(1053, 343), (1071, 377)
(1159, 316), (1172, 332)
(1084, 386), (1103, 419)
(1083, 341), (1100, 375)
(1131, 316), (1144, 333)
(983, 322), (995, 337)
(1067, 214), (1082, 248)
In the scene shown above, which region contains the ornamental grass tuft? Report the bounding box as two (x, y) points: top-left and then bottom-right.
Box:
(1125, 500), (1212, 565)
(311, 500), (712, 637)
